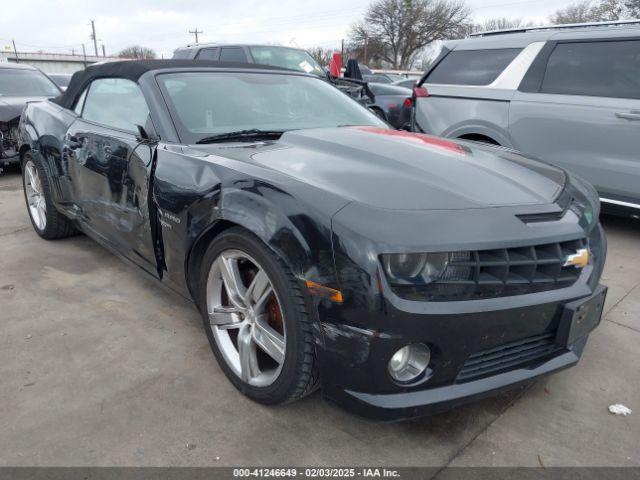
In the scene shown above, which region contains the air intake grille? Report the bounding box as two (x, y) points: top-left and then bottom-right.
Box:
(456, 333), (565, 383)
(393, 238), (588, 301)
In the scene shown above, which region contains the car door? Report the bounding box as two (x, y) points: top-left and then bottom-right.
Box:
(510, 39), (640, 205)
(64, 77), (158, 275)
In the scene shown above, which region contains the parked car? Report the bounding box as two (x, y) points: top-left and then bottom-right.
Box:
(393, 78), (417, 89)
(18, 59), (606, 420)
(413, 20), (640, 215)
(367, 82), (413, 129)
(48, 73), (73, 91)
(175, 43), (373, 107)
(362, 73), (393, 84)
(173, 43), (326, 77)
(0, 63), (61, 167)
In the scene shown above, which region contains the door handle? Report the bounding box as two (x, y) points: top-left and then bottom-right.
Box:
(615, 111), (640, 121)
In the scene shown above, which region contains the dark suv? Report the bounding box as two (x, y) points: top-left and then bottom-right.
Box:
(173, 44), (326, 77)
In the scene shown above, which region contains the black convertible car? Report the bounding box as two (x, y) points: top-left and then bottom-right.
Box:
(18, 60), (607, 420)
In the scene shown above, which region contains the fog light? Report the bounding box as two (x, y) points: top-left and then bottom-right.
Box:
(388, 343), (431, 383)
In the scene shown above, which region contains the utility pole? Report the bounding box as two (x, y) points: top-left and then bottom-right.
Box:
(82, 44), (87, 68)
(363, 36), (368, 65)
(102, 44), (106, 57)
(189, 28), (203, 44)
(341, 39), (344, 64)
(90, 20), (98, 56)
(12, 39), (19, 63)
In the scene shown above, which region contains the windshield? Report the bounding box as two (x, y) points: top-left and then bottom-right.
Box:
(249, 46), (325, 77)
(0, 68), (60, 97)
(158, 72), (386, 143)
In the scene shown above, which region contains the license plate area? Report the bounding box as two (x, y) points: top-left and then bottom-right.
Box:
(556, 285), (607, 347)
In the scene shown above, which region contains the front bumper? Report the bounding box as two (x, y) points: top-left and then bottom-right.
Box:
(1, 152), (20, 166)
(335, 341), (584, 420)
(318, 283), (606, 420)
(1, 130), (20, 166)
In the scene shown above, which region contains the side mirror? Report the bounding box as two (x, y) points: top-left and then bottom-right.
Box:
(136, 124), (159, 144)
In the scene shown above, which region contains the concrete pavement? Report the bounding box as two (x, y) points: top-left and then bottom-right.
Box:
(0, 167), (638, 467)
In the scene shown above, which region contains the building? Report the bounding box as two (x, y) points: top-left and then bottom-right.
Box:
(0, 50), (127, 74)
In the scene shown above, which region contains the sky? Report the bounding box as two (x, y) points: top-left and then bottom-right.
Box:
(1, 0), (583, 59)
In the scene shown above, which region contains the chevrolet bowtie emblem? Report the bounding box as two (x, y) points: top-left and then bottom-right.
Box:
(563, 248), (590, 268)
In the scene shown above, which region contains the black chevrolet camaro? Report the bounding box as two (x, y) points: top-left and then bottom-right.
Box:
(18, 60), (607, 420)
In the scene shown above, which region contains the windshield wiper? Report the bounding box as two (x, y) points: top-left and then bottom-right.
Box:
(195, 129), (286, 144)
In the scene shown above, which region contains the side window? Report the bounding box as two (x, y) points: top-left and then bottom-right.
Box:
(219, 47), (248, 63)
(426, 48), (522, 86)
(196, 48), (219, 60)
(73, 88), (88, 115)
(541, 41), (640, 100)
(81, 78), (150, 132)
(172, 49), (192, 59)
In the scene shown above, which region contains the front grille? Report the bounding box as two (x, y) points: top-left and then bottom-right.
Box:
(393, 238), (588, 301)
(456, 332), (566, 383)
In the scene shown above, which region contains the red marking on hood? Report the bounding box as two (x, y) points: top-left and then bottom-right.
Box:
(352, 126), (467, 155)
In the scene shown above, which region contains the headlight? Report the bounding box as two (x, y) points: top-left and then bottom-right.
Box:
(382, 252), (466, 284)
(566, 174), (600, 230)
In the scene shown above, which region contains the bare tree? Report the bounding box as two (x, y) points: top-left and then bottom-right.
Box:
(118, 45), (157, 59)
(348, 0), (470, 70)
(347, 27), (389, 67)
(307, 46), (334, 67)
(624, 0), (640, 15)
(549, 0), (628, 23)
(550, 1), (600, 23)
(470, 17), (535, 34)
(593, 0), (627, 19)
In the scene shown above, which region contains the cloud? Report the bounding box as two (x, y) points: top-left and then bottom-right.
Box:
(1, 0), (580, 58)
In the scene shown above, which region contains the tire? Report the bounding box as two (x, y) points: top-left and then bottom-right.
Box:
(197, 227), (319, 405)
(21, 151), (77, 240)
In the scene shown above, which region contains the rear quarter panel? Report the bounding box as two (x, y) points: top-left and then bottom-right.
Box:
(414, 86), (515, 146)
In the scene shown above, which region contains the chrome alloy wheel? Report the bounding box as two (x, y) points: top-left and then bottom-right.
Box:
(206, 249), (286, 387)
(24, 160), (46, 231)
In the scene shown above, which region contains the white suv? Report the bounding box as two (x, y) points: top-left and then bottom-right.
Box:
(412, 20), (640, 215)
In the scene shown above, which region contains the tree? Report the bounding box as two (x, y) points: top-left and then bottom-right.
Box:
(549, 0), (628, 24)
(625, 0), (640, 16)
(469, 17), (535, 34)
(118, 45), (157, 59)
(465, 17), (535, 36)
(592, 0), (627, 20)
(550, 1), (600, 23)
(348, 0), (470, 70)
(307, 46), (334, 67)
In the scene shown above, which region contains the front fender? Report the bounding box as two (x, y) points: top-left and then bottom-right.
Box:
(220, 185), (337, 285)
(153, 149), (345, 300)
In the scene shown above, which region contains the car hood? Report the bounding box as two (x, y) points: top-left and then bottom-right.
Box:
(192, 127), (566, 211)
(0, 96), (49, 122)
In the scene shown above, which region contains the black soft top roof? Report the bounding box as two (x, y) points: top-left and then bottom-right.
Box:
(52, 59), (294, 109)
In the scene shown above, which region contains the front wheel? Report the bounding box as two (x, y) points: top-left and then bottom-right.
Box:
(21, 152), (77, 240)
(198, 228), (319, 404)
